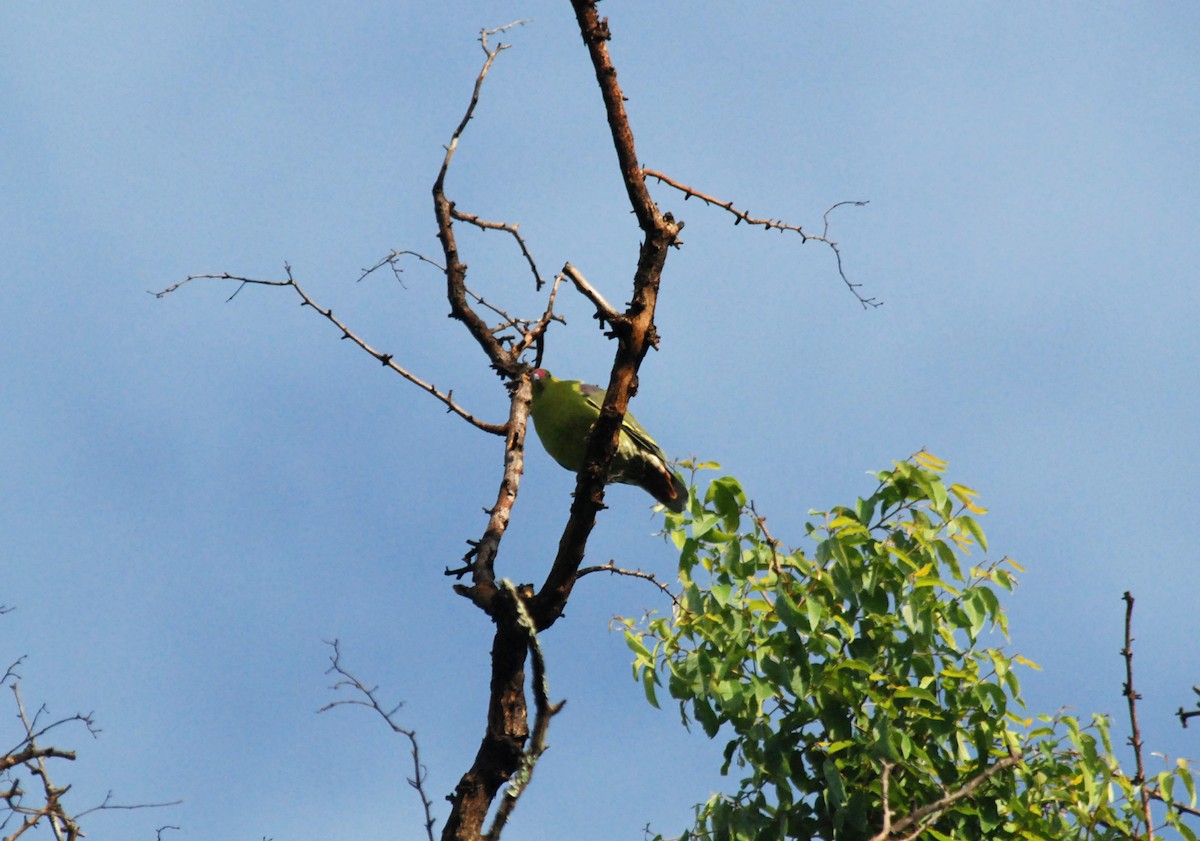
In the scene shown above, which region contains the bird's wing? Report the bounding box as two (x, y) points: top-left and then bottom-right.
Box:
(579, 382), (669, 463)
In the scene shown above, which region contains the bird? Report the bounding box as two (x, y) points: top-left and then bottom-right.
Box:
(528, 368), (688, 513)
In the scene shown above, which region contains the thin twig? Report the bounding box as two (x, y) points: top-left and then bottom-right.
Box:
(1121, 591), (1154, 839)
(642, 168), (877, 308)
(643, 168), (816, 236)
(1147, 788), (1200, 820)
(358, 249), (446, 285)
(74, 791), (182, 818)
(515, 272), (565, 368)
(357, 250), (559, 352)
(155, 268), (506, 435)
(433, 21), (535, 376)
(319, 640), (436, 841)
(868, 754), (1020, 841)
(576, 562), (679, 608)
(451, 207), (547, 291)
(562, 262), (622, 330)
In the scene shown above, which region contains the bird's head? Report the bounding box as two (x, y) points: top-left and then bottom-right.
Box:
(530, 368), (552, 389)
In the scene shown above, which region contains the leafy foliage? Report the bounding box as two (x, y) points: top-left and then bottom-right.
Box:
(622, 455), (1197, 840)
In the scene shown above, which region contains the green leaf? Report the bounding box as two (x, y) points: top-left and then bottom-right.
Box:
(708, 476), (746, 531)
(894, 686), (937, 703)
(1179, 757), (1196, 805)
(822, 758), (846, 807)
(642, 665), (660, 708)
(959, 513), (989, 553)
(854, 496), (876, 525)
(774, 585), (807, 631)
(692, 512), (721, 540)
(625, 630), (653, 660)
(711, 580), (732, 607)
(694, 696), (721, 738)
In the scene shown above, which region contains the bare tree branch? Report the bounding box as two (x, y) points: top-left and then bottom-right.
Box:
(530, 1), (684, 633)
(1121, 591), (1155, 839)
(642, 167), (877, 308)
(433, 23), (534, 374)
(429, 27), (543, 841)
(451, 208), (547, 291)
(319, 640), (436, 841)
(155, 268), (506, 435)
(576, 561), (679, 608)
(562, 263), (621, 329)
(4, 683), (178, 841)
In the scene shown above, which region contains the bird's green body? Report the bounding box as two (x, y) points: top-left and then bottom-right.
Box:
(529, 368), (688, 512)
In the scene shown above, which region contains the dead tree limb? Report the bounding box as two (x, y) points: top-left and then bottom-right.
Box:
(642, 167), (877, 308)
(529, 0), (684, 633)
(319, 640), (436, 841)
(1121, 591), (1155, 840)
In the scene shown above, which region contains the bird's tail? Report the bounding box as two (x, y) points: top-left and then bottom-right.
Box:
(642, 467), (688, 514)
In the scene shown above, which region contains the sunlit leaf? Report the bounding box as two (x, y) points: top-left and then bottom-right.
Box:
(914, 451), (948, 472)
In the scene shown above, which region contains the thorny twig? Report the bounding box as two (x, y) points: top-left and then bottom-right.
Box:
(433, 22), (539, 376)
(451, 207), (547, 291)
(1177, 686), (1200, 729)
(320, 640), (436, 841)
(1121, 591), (1155, 840)
(642, 168), (877, 308)
(576, 562), (679, 608)
(155, 267), (506, 435)
(358, 250), (565, 360)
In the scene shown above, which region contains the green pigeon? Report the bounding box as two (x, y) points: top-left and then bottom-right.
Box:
(529, 368), (688, 512)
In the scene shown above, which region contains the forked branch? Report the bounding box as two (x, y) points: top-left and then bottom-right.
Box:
(869, 755), (1021, 841)
(482, 582), (564, 841)
(319, 640), (436, 841)
(3, 683), (178, 840)
(433, 22), (537, 374)
(155, 268), (506, 436)
(451, 207), (547, 291)
(643, 167), (877, 308)
(530, 0), (684, 632)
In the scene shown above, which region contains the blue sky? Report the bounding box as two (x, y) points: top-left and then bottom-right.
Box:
(3, 2), (1198, 838)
